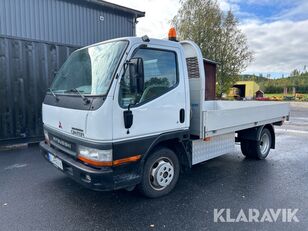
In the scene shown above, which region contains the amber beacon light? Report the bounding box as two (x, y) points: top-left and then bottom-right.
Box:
(168, 27), (177, 41)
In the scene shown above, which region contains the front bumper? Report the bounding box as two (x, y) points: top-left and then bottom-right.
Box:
(40, 141), (141, 191)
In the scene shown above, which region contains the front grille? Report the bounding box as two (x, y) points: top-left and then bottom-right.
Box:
(49, 134), (76, 156)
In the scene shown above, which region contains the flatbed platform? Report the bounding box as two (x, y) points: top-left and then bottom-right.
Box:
(202, 101), (290, 138)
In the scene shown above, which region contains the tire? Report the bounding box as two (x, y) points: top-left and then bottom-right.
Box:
(241, 128), (272, 160)
(240, 140), (252, 157)
(138, 147), (180, 198)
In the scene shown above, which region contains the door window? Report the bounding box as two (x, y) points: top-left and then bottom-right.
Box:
(119, 48), (178, 107)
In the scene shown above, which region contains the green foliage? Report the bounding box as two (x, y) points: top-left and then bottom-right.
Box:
(172, 0), (253, 95)
(144, 77), (170, 88)
(290, 69), (300, 77)
(241, 73), (308, 93)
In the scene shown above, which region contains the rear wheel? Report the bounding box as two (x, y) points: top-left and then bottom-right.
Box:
(138, 147), (180, 198)
(241, 128), (272, 160)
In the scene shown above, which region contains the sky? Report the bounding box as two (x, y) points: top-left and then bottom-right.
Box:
(108, 0), (308, 78)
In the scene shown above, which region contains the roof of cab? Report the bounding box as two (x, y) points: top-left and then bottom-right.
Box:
(80, 36), (183, 51)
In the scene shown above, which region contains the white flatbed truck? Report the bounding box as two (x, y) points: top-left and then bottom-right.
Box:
(40, 32), (290, 198)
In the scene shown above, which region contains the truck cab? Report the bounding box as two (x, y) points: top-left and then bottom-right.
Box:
(40, 33), (290, 198)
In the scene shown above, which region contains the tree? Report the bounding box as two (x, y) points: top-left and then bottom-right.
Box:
(172, 0), (253, 95)
(290, 69), (300, 77)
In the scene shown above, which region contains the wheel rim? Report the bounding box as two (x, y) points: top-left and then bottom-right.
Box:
(260, 133), (270, 155)
(149, 157), (174, 191)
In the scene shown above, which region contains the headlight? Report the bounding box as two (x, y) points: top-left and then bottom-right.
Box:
(78, 145), (112, 167)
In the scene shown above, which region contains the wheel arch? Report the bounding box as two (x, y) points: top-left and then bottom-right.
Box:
(141, 130), (192, 169)
(237, 124), (275, 149)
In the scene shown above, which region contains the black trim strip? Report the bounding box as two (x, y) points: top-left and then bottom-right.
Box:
(113, 130), (190, 160)
(44, 125), (190, 162)
(43, 95), (105, 110)
(44, 125), (112, 150)
(50, 139), (76, 157)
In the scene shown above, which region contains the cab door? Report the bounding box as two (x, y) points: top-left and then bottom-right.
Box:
(112, 44), (188, 142)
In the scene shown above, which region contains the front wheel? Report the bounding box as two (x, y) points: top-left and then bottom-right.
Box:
(241, 128), (272, 160)
(138, 147), (180, 198)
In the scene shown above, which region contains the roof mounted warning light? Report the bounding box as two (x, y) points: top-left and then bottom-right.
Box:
(168, 27), (177, 41)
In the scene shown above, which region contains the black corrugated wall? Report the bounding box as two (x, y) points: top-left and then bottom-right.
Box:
(0, 36), (78, 145)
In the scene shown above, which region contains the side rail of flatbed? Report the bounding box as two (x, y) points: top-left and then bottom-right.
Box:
(202, 101), (290, 138)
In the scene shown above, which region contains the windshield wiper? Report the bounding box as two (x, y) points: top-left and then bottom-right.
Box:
(66, 88), (90, 104)
(48, 88), (59, 101)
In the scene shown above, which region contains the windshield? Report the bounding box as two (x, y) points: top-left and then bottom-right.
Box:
(50, 40), (128, 96)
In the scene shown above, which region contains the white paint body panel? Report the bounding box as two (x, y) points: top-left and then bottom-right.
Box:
(43, 37), (190, 142)
(180, 41), (205, 137)
(85, 97), (114, 141)
(42, 97), (114, 142)
(112, 40), (190, 141)
(42, 104), (89, 135)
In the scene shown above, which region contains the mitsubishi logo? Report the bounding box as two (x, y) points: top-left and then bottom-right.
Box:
(58, 121), (62, 129)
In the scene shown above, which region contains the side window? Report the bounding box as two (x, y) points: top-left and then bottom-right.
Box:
(119, 48), (178, 107)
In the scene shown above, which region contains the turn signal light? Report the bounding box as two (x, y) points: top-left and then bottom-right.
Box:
(78, 155), (141, 167)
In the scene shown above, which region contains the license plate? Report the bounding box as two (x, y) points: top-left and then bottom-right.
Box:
(48, 153), (63, 170)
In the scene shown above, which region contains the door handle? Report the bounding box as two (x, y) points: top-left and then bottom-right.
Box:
(179, 109), (185, 123)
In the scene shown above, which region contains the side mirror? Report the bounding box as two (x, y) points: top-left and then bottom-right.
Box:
(129, 57), (144, 94)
